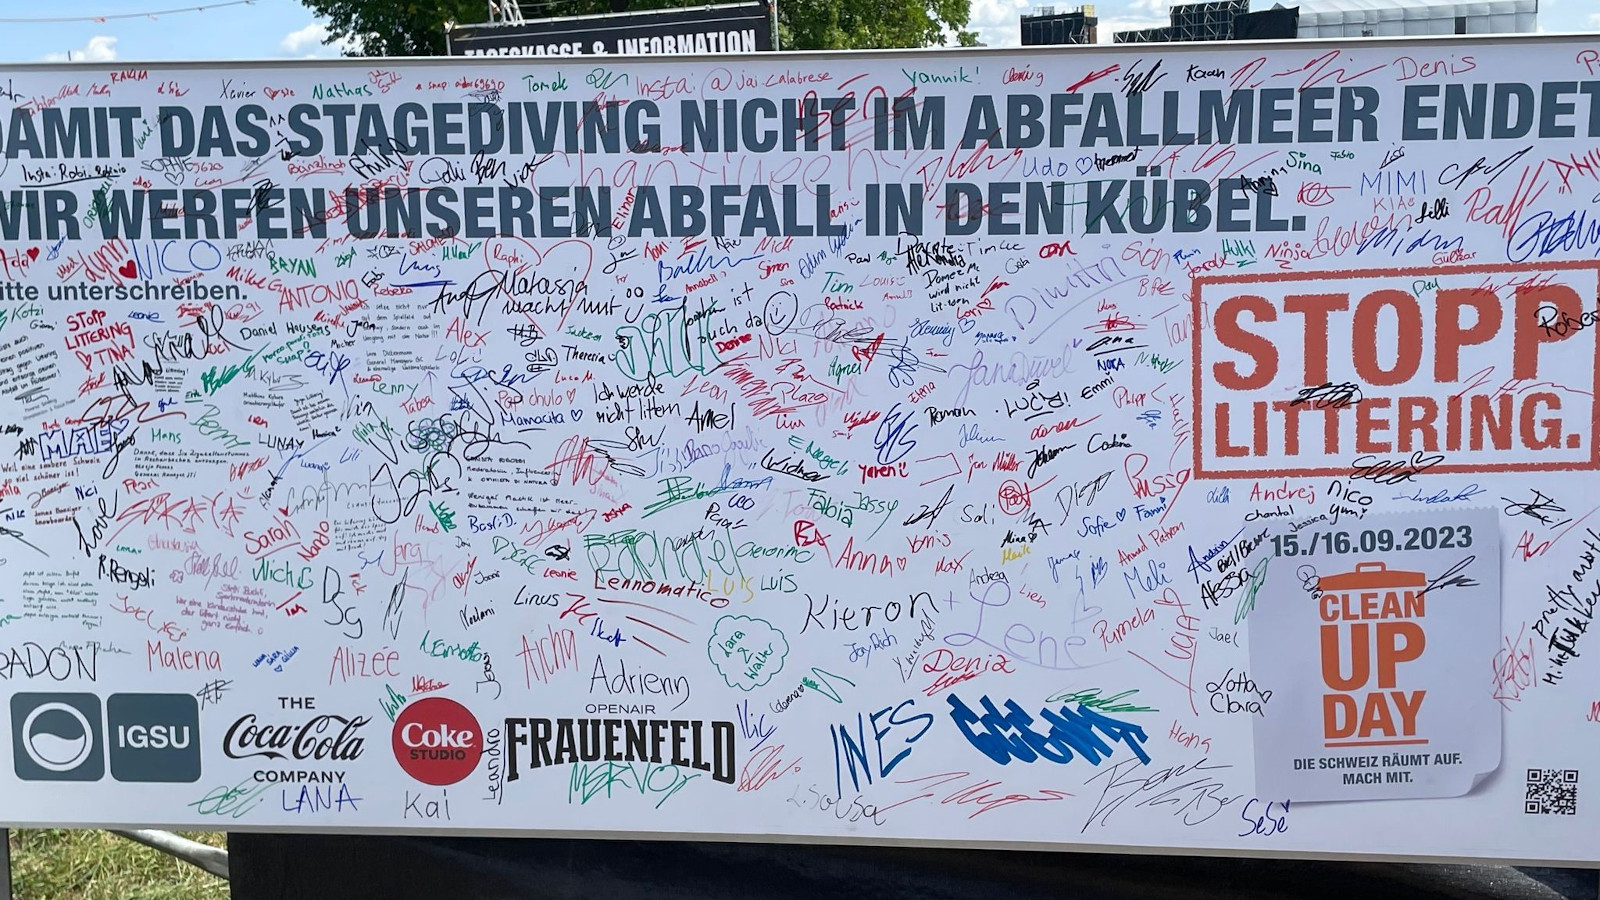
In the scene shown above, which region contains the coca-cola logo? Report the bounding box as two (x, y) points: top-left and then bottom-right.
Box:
(392, 697), (482, 785)
(222, 714), (369, 761)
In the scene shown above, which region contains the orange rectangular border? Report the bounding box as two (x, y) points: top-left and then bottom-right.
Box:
(1191, 259), (1600, 480)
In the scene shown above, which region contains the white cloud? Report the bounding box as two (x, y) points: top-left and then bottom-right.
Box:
(1587, 12), (1600, 28)
(1096, 14), (1170, 43)
(44, 35), (118, 63)
(280, 22), (353, 57)
(969, 0), (1032, 47)
(1128, 0), (1173, 14)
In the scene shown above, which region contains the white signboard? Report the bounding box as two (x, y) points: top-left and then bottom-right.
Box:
(1, 35), (1599, 863)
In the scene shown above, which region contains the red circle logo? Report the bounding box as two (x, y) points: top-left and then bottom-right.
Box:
(392, 697), (483, 785)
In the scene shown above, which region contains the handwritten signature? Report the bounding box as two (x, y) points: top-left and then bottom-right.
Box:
(894, 770), (1070, 819)
(1081, 756), (1241, 832)
(1502, 489), (1573, 529)
(188, 778), (268, 819)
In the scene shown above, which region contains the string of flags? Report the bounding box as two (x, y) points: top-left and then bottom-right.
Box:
(0, 0), (257, 24)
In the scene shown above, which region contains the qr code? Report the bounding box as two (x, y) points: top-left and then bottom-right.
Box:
(1525, 769), (1579, 815)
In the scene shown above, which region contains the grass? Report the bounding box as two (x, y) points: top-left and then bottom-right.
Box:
(7, 830), (227, 900)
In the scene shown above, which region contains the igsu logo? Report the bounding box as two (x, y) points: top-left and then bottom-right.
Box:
(12, 694), (102, 781)
(117, 724), (189, 749)
(106, 693), (201, 782)
(393, 696), (482, 785)
(11, 693), (200, 783)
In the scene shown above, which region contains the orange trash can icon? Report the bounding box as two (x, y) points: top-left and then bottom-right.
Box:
(1317, 561), (1427, 595)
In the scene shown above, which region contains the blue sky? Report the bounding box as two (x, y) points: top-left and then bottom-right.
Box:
(0, 0), (1588, 60)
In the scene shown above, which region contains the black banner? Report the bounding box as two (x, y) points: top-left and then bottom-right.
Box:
(448, 3), (773, 57)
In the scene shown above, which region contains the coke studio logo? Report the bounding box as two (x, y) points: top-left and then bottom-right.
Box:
(393, 697), (483, 785)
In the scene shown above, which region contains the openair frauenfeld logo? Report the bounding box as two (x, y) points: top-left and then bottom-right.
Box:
(392, 697), (483, 785)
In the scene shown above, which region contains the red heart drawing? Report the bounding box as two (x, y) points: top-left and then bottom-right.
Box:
(118, 260), (137, 278)
(850, 333), (885, 367)
(25, 247), (38, 260)
(480, 236), (595, 333)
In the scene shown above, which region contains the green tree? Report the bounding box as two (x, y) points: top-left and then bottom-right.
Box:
(778, 0), (973, 49)
(303, 0), (971, 55)
(301, 0), (478, 57)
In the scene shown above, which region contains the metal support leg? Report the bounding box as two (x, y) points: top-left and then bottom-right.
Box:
(1, 828), (12, 900)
